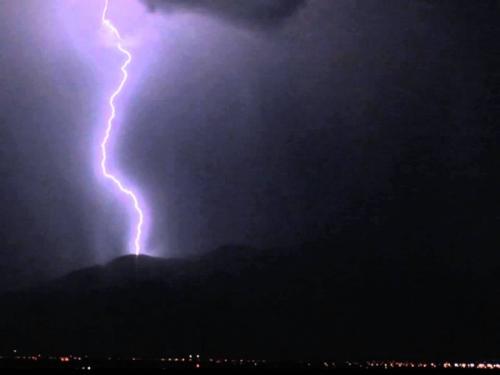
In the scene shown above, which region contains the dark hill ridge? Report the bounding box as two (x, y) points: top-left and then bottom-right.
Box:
(1, 243), (500, 360)
(44, 246), (265, 292)
(49, 255), (192, 291)
(48, 246), (272, 292)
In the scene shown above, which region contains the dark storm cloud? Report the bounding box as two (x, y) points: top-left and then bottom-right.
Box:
(142, 0), (307, 27)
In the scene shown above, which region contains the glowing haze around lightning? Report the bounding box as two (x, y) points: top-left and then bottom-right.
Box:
(100, 0), (145, 256)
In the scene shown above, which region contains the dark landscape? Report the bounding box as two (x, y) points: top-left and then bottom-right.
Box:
(2, 232), (500, 361)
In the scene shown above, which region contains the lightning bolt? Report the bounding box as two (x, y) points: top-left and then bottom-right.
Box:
(100, 0), (145, 256)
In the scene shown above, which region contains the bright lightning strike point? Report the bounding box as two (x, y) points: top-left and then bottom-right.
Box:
(100, 0), (145, 256)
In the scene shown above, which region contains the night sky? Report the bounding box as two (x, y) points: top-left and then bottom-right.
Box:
(0, 0), (498, 295)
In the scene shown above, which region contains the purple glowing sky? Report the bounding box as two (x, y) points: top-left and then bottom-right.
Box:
(49, 0), (263, 258)
(3, 0), (323, 261)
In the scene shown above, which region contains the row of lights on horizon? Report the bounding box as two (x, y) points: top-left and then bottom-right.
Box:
(6, 351), (500, 370)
